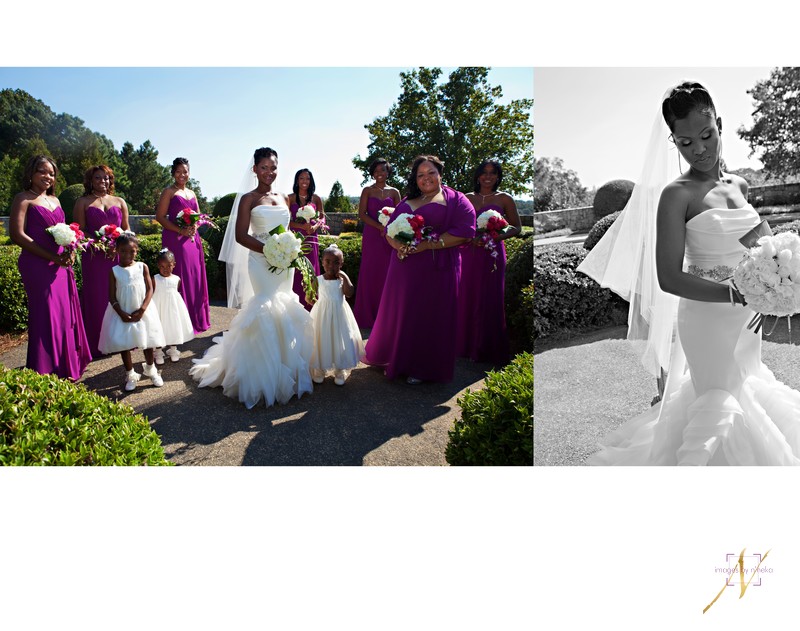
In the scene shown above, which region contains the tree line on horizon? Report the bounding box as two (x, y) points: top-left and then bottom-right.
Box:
(1, 67), (533, 217)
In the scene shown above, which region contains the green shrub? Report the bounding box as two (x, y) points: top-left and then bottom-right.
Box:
(137, 233), (222, 301)
(445, 352), (533, 466)
(772, 219), (800, 235)
(318, 235), (362, 301)
(593, 179), (634, 218)
(583, 210), (621, 251)
(511, 282), (534, 352)
(0, 366), (170, 465)
(136, 218), (162, 235)
(534, 242), (628, 339)
(504, 230), (533, 263)
(203, 215), (228, 259)
(213, 193), (237, 218)
(0, 245), (27, 332)
(58, 184), (84, 225)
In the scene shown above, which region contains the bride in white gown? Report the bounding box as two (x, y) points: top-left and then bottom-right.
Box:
(190, 147), (313, 408)
(579, 82), (800, 465)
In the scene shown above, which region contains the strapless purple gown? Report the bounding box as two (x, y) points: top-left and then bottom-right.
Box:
(162, 195), (210, 333)
(455, 204), (510, 366)
(18, 204), (91, 379)
(364, 187), (475, 382)
(289, 202), (321, 311)
(353, 196), (395, 328)
(80, 205), (123, 357)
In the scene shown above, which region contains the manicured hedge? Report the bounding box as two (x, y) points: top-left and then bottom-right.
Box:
(0, 366), (170, 465)
(583, 210), (621, 251)
(593, 179), (634, 218)
(505, 234), (533, 350)
(213, 193), (237, 218)
(534, 242), (628, 339)
(0, 245), (27, 332)
(446, 352), (533, 466)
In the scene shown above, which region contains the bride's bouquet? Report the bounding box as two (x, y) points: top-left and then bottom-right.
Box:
(295, 203), (329, 234)
(733, 227), (800, 335)
(262, 224), (317, 303)
(175, 209), (218, 242)
(46, 222), (91, 254)
(386, 212), (440, 259)
(476, 209), (510, 271)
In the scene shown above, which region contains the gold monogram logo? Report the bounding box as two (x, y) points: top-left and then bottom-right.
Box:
(703, 548), (771, 614)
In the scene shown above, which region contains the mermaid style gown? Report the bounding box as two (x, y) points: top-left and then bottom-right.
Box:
(589, 206), (800, 465)
(353, 196), (395, 328)
(289, 202), (321, 311)
(455, 203), (510, 366)
(189, 204), (314, 409)
(80, 204), (123, 357)
(162, 194), (210, 333)
(18, 204), (91, 379)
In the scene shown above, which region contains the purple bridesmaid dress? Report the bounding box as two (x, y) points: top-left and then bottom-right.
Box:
(162, 195), (210, 333)
(80, 205), (123, 357)
(18, 204), (91, 379)
(353, 196), (395, 328)
(289, 201), (321, 311)
(364, 186), (476, 382)
(455, 204), (510, 366)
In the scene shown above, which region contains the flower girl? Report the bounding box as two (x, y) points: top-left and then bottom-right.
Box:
(309, 244), (365, 385)
(98, 233), (166, 391)
(151, 248), (194, 364)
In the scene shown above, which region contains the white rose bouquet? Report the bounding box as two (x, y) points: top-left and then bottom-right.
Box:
(46, 222), (90, 253)
(262, 224), (317, 302)
(377, 206), (394, 227)
(733, 230), (800, 335)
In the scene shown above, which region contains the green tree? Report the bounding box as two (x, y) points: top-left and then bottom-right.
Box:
(118, 140), (170, 213)
(0, 154), (21, 215)
(738, 67), (800, 179)
(533, 157), (591, 212)
(325, 180), (354, 213)
(352, 67), (533, 196)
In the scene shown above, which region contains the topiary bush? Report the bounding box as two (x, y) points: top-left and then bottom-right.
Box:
(202, 215), (228, 259)
(593, 179), (634, 218)
(0, 366), (170, 465)
(583, 210), (621, 251)
(58, 184), (84, 225)
(136, 218), (162, 235)
(505, 233), (533, 326)
(534, 242), (628, 339)
(213, 193), (237, 218)
(445, 352), (533, 466)
(0, 245), (27, 332)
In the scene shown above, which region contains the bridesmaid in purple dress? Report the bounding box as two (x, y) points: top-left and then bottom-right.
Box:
(9, 155), (91, 379)
(156, 157), (210, 333)
(456, 160), (521, 366)
(364, 155), (476, 384)
(287, 168), (325, 310)
(353, 158), (401, 328)
(74, 165), (130, 358)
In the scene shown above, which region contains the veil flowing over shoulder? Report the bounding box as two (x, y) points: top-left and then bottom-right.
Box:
(219, 160), (257, 309)
(576, 93), (681, 378)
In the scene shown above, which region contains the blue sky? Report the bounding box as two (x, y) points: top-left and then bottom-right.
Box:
(0, 67), (533, 201)
(535, 67), (775, 190)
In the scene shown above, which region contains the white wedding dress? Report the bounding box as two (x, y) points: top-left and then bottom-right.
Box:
(589, 205), (800, 465)
(190, 204), (314, 408)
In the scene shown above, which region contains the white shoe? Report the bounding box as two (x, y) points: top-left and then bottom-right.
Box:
(334, 376), (346, 386)
(166, 346), (181, 362)
(142, 362), (164, 387)
(312, 375), (325, 384)
(154, 348), (165, 365)
(124, 370), (141, 391)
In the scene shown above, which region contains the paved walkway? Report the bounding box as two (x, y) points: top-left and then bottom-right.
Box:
(0, 305), (494, 466)
(534, 323), (800, 465)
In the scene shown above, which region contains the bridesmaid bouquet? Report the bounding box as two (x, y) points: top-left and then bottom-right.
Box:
(377, 206), (394, 228)
(262, 224), (317, 303)
(295, 203), (329, 234)
(733, 230), (800, 335)
(93, 223), (123, 256)
(175, 210), (218, 242)
(476, 209), (510, 271)
(387, 213), (440, 259)
(46, 222), (91, 253)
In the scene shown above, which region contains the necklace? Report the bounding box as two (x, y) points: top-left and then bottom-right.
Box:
(29, 189), (54, 209)
(373, 184), (386, 196)
(420, 188), (442, 203)
(479, 191), (495, 202)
